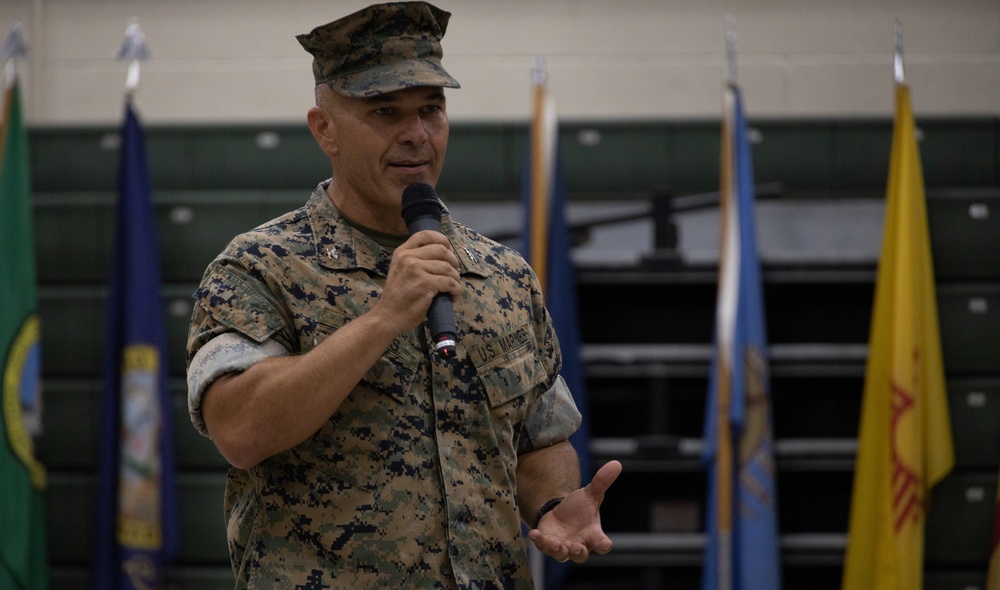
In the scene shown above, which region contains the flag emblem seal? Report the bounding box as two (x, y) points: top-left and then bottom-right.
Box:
(2, 314), (45, 491)
(117, 344), (164, 551)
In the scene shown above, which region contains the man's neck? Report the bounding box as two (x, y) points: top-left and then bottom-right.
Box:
(324, 180), (408, 235)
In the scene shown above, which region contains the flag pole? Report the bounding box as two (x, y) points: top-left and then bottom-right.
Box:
(713, 16), (738, 590)
(115, 17), (150, 97)
(529, 54), (551, 289)
(527, 53), (550, 590)
(2, 22), (29, 91)
(96, 18), (179, 588)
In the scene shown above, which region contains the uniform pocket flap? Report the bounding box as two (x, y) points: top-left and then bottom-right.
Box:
(194, 263), (285, 343)
(469, 325), (546, 407)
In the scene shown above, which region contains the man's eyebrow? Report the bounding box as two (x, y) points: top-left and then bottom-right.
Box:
(361, 94), (398, 106)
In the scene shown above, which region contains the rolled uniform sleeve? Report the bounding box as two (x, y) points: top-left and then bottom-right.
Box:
(518, 375), (582, 454)
(187, 332), (289, 437)
(185, 251), (294, 438)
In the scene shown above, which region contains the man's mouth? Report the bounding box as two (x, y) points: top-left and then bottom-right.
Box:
(390, 159), (428, 170)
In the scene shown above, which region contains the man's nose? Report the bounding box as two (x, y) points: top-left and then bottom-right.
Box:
(397, 114), (429, 145)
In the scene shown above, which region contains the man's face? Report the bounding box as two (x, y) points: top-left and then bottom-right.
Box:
(324, 86), (449, 226)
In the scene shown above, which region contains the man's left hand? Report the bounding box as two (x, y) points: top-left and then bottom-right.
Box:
(527, 460), (623, 564)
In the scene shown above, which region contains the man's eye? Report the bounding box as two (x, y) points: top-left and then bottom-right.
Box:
(374, 107), (395, 116)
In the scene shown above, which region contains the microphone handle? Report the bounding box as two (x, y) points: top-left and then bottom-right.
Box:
(405, 216), (443, 234)
(427, 293), (457, 357)
(404, 214), (457, 358)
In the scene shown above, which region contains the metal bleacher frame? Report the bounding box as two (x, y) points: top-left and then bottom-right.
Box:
(534, 184), (1000, 590)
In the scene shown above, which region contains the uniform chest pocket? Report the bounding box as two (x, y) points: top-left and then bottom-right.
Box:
(469, 325), (547, 408)
(313, 310), (420, 404)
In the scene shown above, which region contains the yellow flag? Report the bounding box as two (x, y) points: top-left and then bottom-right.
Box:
(840, 83), (954, 590)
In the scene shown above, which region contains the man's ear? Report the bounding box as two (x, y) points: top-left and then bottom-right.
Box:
(306, 106), (338, 157)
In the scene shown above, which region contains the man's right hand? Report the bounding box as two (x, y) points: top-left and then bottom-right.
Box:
(375, 230), (461, 332)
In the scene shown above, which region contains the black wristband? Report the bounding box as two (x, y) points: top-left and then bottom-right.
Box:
(533, 497), (565, 529)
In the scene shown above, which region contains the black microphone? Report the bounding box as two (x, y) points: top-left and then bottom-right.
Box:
(400, 183), (458, 358)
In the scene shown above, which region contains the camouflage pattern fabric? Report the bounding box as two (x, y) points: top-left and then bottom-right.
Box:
(186, 183), (582, 589)
(186, 332), (289, 436)
(296, 1), (461, 97)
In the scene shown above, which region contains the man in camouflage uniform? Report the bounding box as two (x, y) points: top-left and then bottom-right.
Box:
(186, 3), (622, 588)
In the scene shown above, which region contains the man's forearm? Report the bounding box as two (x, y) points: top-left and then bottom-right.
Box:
(201, 307), (401, 469)
(515, 440), (581, 526)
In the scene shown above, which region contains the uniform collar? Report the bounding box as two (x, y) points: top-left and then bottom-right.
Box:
(306, 182), (490, 278)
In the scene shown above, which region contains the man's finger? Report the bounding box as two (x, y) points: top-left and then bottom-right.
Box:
(568, 542), (590, 563)
(528, 530), (563, 560)
(592, 535), (613, 555)
(586, 460), (623, 498)
(543, 539), (569, 561)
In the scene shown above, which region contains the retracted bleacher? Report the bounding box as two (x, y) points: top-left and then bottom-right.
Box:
(35, 120), (1000, 590)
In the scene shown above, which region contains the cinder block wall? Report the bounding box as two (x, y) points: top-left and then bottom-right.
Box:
(4, 0), (999, 125)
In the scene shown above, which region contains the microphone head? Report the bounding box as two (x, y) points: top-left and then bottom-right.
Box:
(401, 183), (444, 224)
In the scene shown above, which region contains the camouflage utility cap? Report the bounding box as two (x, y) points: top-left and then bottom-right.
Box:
(297, 1), (460, 97)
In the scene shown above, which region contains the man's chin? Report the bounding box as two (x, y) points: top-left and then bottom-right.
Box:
(388, 164), (437, 185)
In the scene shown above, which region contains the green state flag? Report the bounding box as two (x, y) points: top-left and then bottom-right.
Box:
(0, 81), (49, 590)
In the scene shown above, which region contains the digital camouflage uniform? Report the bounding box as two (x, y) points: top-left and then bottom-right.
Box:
(186, 183), (582, 589)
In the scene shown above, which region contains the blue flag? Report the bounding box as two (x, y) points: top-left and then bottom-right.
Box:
(701, 83), (781, 590)
(520, 63), (591, 590)
(94, 98), (179, 590)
